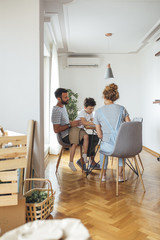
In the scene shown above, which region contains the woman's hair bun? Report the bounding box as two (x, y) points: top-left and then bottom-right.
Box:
(109, 83), (118, 91)
(103, 83), (119, 102)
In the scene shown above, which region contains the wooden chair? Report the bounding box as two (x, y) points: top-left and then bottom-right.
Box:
(100, 122), (145, 196)
(55, 133), (84, 173)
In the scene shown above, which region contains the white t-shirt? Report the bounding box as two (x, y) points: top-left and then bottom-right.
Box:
(76, 109), (93, 129)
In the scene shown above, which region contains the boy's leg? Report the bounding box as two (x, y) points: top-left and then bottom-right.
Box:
(83, 134), (89, 163)
(87, 135), (100, 168)
(87, 135), (99, 157)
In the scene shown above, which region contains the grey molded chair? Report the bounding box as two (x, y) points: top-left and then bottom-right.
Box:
(99, 122), (145, 196)
(132, 117), (144, 171)
(56, 133), (83, 173)
(132, 117), (143, 122)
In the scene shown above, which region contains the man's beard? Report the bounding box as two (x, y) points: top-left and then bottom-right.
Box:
(61, 98), (69, 105)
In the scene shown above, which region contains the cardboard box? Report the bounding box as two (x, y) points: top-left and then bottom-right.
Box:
(0, 195), (26, 236)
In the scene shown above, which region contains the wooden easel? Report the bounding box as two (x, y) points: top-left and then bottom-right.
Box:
(23, 120), (35, 192)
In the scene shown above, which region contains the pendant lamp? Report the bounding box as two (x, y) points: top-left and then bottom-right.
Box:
(104, 33), (114, 79)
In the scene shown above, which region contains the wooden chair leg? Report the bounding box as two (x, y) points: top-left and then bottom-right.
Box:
(122, 158), (125, 182)
(56, 146), (63, 173)
(116, 158), (119, 196)
(134, 156), (145, 192)
(137, 154), (144, 171)
(100, 155), (106, 182)
(111, 157), (113, 166)
(80, 145), (83, 173)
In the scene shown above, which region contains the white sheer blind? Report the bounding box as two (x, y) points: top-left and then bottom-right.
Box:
(49, 43), (61, 154)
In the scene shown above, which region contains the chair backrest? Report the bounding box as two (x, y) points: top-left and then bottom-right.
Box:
(56, 133), (71, 147)
(112, 121), (142, 158)
(132, 117), (143, 122)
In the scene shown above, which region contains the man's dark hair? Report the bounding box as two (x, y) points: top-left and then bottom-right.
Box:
(84, 98), (96, 107)
(54, 88), (68, 98)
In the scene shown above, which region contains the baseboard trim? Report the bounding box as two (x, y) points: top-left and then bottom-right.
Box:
(143, 146), (160, 157)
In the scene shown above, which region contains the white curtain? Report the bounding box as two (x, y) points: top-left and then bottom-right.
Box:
(49, 43), (61, 154)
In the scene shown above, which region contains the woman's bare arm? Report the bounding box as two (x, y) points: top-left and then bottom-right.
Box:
(125, 115), (131, 122)
(95, 124), (103, 139)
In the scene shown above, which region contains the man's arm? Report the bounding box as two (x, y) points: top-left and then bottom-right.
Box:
(53, 120), (82, 133)
(53, 124), (69, 133)
(70, 120), (82, 127)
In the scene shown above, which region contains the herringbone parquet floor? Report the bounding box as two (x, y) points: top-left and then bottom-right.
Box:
(45, 149), (160, 240)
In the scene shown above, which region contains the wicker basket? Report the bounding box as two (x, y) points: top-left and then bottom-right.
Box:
(24, 178), (55, 222)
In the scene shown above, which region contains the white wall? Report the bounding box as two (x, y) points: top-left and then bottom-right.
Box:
(59, 54), (141, 120)
(0, 0), (45, 178)
(137, 42), (160, 153)
(0, 0), (39, 133)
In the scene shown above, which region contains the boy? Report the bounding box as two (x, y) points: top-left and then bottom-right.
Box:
(69, 98), (100, 169)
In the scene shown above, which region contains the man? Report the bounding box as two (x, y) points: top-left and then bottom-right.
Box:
(52, 88), (88, 171)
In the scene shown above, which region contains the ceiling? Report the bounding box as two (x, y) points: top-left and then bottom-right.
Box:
(44, 0), (160, 55)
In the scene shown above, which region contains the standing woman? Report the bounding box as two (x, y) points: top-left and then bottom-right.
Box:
(94, 83), (130, 181)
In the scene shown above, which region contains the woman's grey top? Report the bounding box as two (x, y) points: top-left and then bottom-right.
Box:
(94, 104), (129, 143)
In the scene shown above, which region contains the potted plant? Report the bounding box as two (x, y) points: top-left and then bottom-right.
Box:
(66, 89), (78, 121)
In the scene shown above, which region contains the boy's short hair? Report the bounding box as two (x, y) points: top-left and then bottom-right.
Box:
(54, 88), (68, 98)
(84, 98), (96, 107)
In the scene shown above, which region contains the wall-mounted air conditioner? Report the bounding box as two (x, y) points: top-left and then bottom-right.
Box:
(67, 57), (100, 67)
